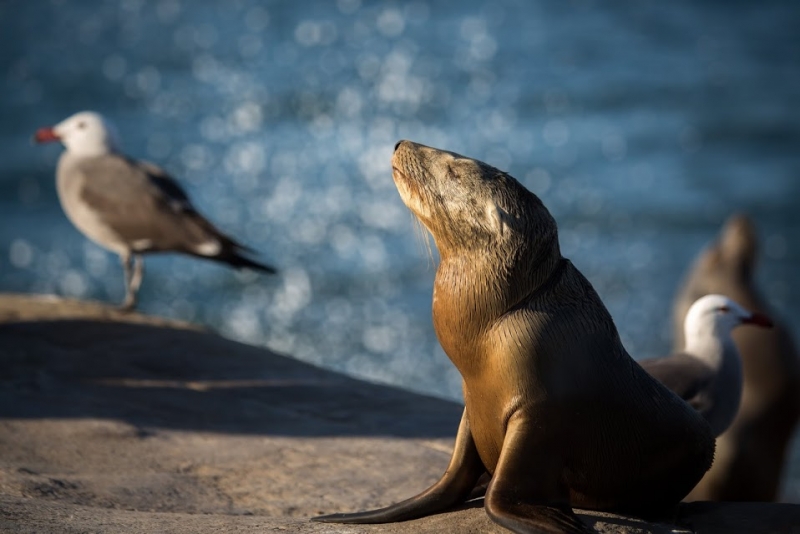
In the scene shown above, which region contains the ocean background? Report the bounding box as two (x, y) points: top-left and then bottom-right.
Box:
(1, 0), (798, 498)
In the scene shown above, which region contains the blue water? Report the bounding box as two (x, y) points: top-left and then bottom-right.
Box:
(1, 0), (799, 498)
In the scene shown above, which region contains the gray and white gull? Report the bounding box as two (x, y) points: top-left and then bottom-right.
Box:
(640, 294), (772, 437)
(35, 111), (275, 310)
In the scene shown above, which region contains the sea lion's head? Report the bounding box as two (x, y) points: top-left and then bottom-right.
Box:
(391, 140), (558, 264)
(700, 213), (759, 282)
(672, 213), (762, 349)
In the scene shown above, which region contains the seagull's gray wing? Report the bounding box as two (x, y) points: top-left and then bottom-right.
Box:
(135, 159), (257, 253)
(640, 353), (715, 414)
(71, 154), (215, 253)
(136, 160), (193, 208)
(69, 154), (276, 273)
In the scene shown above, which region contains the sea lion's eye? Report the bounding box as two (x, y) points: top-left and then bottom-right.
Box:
(77, 122), (86, 129)
(446, 165), (459, 181)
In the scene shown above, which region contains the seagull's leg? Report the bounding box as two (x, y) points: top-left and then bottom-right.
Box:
(119, 251), (136, 312)
(129, 254), (145, 302)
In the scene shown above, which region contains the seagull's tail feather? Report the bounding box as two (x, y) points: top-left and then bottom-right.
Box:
(218, 249), (277, 274)
(185, 213), (277, 274)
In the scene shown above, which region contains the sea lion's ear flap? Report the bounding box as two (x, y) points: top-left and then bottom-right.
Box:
(486, 200), (513, 238)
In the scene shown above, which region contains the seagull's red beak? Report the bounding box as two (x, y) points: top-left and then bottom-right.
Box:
(741, 312), (773, 328)
(33, 127), (60, 144)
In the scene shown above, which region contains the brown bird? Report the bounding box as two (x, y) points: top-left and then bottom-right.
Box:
(34, 111), (275, 310)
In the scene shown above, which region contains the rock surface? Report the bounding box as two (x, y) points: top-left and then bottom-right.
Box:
(0, 293), (798, 533)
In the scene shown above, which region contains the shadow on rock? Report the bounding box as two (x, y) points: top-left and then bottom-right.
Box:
(0, 318), (462, 438)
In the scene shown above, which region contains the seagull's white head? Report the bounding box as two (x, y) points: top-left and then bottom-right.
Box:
(684, 294), (772, 352)
(34, 111), (121, 158)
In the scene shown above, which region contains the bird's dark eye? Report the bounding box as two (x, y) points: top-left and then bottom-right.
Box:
(717, 306), (730, 313)
(77, 122), (86, 129)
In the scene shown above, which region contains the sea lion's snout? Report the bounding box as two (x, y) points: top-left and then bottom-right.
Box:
(391, 140), (418, 173)
(391, 141), (470, 222)
(714, 212), (758, 276)
(391, 143), (431, 223)
(390, 165), (411, 194)
(392, 139), (420, 156)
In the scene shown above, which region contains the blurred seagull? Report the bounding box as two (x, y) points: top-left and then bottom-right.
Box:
(34, 111), (276, 311)
(672, 214), (800, 502)
(640, 294), (772, 436)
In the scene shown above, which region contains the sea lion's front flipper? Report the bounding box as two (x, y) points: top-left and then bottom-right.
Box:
(484, 415), (596, 534)
(466, 471), (491, 500)
(313, 409), (484, 524)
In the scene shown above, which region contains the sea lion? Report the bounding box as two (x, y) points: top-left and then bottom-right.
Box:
(314, 141), (715, 533)
(672, 214), (800, 502)
(641, 294), (773, 438)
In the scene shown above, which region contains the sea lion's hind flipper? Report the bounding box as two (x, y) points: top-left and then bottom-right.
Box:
(484, 414), (596, 534)
(313, 409), (485, 524)
(313, 493), (462, 524)
(466, 472), (491, 501)
(486, 501), (595, 534)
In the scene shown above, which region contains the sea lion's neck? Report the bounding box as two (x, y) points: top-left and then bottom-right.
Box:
(514, 235), (563, 306)
(432, 241), (562, 372)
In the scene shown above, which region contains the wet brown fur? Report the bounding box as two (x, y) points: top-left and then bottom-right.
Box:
(316, 141), (715, 533)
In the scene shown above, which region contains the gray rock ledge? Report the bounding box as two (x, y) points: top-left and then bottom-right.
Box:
(0, 293), (797, 533)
